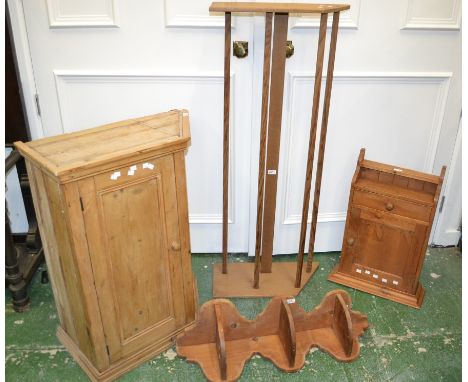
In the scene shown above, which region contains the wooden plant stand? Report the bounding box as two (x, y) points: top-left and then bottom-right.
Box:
(328, 149), (446, 308)
(211, 2), (350, 297)
(177, 289), (368, 381)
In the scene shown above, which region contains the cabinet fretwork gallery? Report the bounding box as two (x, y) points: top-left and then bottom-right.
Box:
(15, 110), (197, 381)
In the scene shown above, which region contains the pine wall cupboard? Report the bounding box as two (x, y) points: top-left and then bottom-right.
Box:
(15, 110), (198, 381)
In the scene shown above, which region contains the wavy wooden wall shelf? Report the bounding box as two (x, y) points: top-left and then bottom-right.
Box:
(176, 290), (368, 381)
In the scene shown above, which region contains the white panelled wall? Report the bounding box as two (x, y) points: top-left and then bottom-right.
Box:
(7, 0), (461, 253)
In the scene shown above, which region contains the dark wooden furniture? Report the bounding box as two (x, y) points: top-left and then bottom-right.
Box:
(177, 290), (368, 382)
(15, 110), (198, 381)
(211, 2), (349, 297)
(5, 150), (44, 312)
(328, 149), (446, 308)
(5, 13), (44, 312)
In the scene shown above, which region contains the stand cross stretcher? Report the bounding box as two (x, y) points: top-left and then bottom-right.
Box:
(212, 2), (350, 297)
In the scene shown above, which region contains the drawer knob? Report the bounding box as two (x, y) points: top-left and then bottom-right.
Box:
(385, 202), (394, 211)
(171, 241), (181, 251)
(347, 238), (355, 246)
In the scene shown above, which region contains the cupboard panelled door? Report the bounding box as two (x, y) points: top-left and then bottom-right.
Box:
(80, 155), (186, 362)
(342, 207), (426, 294)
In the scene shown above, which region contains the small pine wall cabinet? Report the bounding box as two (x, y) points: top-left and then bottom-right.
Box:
(15, 110), (198, 381)
(328, 149), (445, 309)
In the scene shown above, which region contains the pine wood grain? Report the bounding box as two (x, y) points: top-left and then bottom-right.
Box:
(214, 4), (348, 295)
(174, 151), (197, 322)
(213, 261), (319, 298)
(333, 294), (354, 357)
(328, 149), (446, 308)
(62, 182), (109, 371)
(355, 178), (435, 204)
(260, 13), (289, 273)
(306, 11), (341, 273)
(25, 161), (76, 338)
(57, 322), (194, 382)
(16, 110), (197, 380)
(278, 300), (296, 367)
(222, 12), (231, 274)
(353, 189), (431, 222)
(177, 290), (368, 382)
(14, 110), (190, 183)
(77, 177), (123, 362)
(295, 12), (328, 287)
(209, 2), (350, 14)
(43, 174), (95, 364)
(362, 159), (441, 184)
(253, 12), (273, 289)
(214, 304), (227, 380)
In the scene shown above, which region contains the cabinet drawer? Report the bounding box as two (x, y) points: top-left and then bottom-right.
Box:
(353, 189), (431, 222)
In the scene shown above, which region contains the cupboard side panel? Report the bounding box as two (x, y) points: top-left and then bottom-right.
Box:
(173, 151), (196, 322)
(410, 224), (431, 293)
(160, 155), (187, 327)
(42, 174), (95, 363)
(413, 178), (443, 289)
(62, 182), (110, 371)
(338, 204), (360, 273)
(25, 160), (77, 341)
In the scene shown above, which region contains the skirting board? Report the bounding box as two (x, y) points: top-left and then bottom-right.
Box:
(328, 265), (425, 309)
(212, 261), (319, 298)
(57, 323), (192, 382)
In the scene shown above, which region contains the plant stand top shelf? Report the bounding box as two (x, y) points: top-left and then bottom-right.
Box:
(209, 2), (350, 13)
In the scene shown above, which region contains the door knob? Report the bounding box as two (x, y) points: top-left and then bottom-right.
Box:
(233, 41), (248, 58)
(286, 41), (294, 58)
(347, 238), (355, 246)
(171, 241), (181, 251)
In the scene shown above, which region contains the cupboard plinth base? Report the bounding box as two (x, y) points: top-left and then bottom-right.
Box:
(57, 324), (191, 382)
(212, 261), (319, 298)
(328, 265), (425, 309)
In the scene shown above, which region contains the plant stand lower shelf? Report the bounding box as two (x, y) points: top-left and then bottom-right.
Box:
(213, 261), (319, 298)
(328, 265), (425, 309)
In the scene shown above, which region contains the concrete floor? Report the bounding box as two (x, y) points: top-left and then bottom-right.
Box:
(5, 248), (461, 381)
